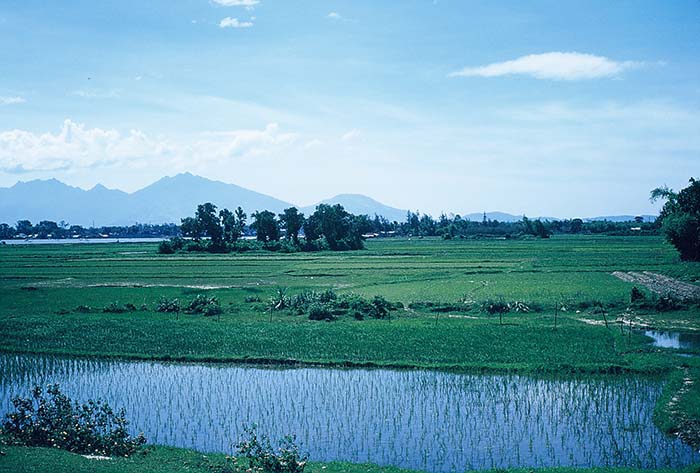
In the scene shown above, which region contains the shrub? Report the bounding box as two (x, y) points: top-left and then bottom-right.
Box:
(630, 286), (646, 303)
(245, 296), (262, 303)
(74, 305), (92, 313)
(157, 237), (185, 255)
(103, 302), (129, 313)
(157, 240), (175, 254)
(232, 424), (307, 473)
(186, 295), (223, 317)
(0, 384), (146, 456)
(369, 295), (392, 319)
(654, 295), (685, 312)
(481, 299), (510, 315)
(269, 288), (290, 311)
(307, 303), (334, 321)
(318, 288), (338, 303)
(155, 297), (181, 313)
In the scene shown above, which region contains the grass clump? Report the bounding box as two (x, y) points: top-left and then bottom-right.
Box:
(103, 302), (136, 314)
(271, 289), (401, 321)
(229, 425), (308, 473)
(185, 295), (223, 317)
(0, 384), (146, 457)
(155, 297), (181, 313)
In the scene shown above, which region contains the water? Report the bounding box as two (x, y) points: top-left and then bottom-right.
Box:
(644, 330), (700, 351)
(0, 353), (698, 471)
(0, 238), (166, 245)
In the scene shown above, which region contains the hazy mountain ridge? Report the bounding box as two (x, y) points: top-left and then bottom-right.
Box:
(300, 194), (408, 223)
(0, 174), (656, 226)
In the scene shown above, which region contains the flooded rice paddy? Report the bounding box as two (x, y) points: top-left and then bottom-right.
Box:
(1, 353), (698, 471)
(644, 330), (700, 351)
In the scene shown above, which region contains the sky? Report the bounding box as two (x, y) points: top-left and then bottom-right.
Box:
(0, 0), (699, 218)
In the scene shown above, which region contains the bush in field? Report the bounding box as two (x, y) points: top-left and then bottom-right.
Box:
(155, 297), (181, 313)
(0, 384), (146, 456)
(630, 286), (646, 303)
(482, 298), (510, 325)
(230, 424), (307, 473)
(368, 295), (392, 319)
(267, 288), (399, 321)
(103, 302), (135, 313)
(269, 288), (290, 311)
(157, 237), (184, 254)
(481, 299), (510, 315)
(186, 295), (223, 317)
(307, 303), (334, 321)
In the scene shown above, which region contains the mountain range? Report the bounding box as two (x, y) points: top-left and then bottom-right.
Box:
(0, 173), (655, 226)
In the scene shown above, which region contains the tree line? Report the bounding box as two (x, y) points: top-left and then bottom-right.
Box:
(0, 210), (658, 245)
(0, 220), (179, 240)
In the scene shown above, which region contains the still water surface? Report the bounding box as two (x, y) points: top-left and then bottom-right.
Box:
(644, 330), (700, 351)
(1, 354), (698, 471)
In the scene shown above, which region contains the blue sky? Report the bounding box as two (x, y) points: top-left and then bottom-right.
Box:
(0, 0), (698, 217)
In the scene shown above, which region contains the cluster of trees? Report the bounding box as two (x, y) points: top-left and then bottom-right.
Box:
(392, 212), (655, 239)
(169, 202), (372, 253)
(652, 178), (700, 261)
(0, 220), (179, 240)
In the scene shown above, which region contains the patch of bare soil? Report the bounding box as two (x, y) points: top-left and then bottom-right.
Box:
(612, 271), (700, 300)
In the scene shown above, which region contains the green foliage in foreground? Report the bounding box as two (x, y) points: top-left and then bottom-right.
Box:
(0, 446), (697, 473)
(1, 385), (145, 456)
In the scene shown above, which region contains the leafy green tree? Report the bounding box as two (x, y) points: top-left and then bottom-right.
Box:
(0, 223), (15, 239)
(279, 207), (305, 244)
(570, 218), (584, 233)
(234, 206), (247, 237)
(313, 204), (351, 250)
(303, 213), (322, 241)
(36, 220), (60, 238)
(196, 203), (223, 246)
(180, 216), (202, 240)
(651, 178), (700, 261)
(533, 219), (550, 238)
(15, 220), (33, 236)
(251, 210), (280, 242)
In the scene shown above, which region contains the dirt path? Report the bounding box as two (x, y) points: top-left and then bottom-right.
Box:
(612, 271), (700, 300)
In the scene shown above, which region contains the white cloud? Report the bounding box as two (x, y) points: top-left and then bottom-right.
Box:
(0, 120), (298, 173)
(213, 0), (259, 7)
(71, 89), (121, 99)
(194, 123), (298, 161)
(0, 96), (25, 105)
(304, 139), (323, 150)
(219, 17), (254, 28)
(341, 129), (361, 142)
(0, 120), (167, 173)
(327, 12), (342, 20)
(449, 52), (642, 80)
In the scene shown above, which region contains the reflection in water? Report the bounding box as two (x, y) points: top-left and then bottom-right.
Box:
(0, 354), (698, 471)
(644, 330), (700, 350)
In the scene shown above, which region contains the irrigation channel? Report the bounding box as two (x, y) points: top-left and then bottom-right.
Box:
(1, 353), (699, 471)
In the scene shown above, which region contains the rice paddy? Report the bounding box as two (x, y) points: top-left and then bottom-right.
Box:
(1, 235), (699, 472)
(1, 353), (698, 471)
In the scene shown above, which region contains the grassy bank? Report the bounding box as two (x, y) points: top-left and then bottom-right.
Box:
(0, 446), (697, 473)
